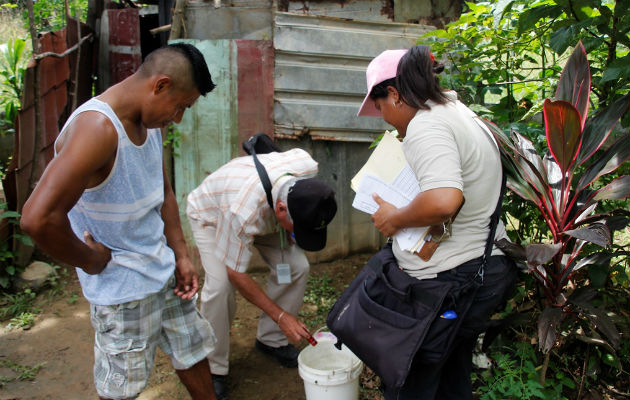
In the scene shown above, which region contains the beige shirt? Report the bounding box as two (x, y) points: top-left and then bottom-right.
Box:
(186, 149), (318, 272)
(395, 91), (507, 279)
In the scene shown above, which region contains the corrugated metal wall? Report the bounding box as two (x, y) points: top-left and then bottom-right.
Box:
(273, 12), (431, 141)
(171, 39), (275, 265)
(272, 12), (431, 260)
(172, 39), (240, 234)
(178, 6), (433, 261)
(185, 0), (273, 40)
(284, 0), (392, 22)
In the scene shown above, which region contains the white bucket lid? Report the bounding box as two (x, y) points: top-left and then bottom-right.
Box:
(298, 332), (363, 386)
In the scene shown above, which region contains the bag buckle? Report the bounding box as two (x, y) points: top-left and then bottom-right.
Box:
(476, 255), (486, 284)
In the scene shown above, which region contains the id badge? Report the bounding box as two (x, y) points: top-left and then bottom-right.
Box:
(277, 263), (292, 284)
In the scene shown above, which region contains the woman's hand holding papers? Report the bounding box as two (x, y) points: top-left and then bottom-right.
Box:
(371, 194), (400, 237)
(371, 188), (464, 239)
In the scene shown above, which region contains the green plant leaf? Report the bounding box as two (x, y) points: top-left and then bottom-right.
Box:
(598, 213), (630, 232)
(512, 131), (548, 185)
(549, 25), (573, 55)
(600, 55), (630, 84)
(543, 154), (563, 214)
(495, 238), (527, 261)
(507, 176), (542, 205)
(514, 153), (556, 214)
(593, 176), (630, 202)
(572, 302), (621, 349)
(567, 286), (598, 304)
(563, 222), (611, 247)
(577, 134), (630, 191)
(602, 352), (621, 370)
(574, 202), (597, 225)
(0, 211), (21, 220)
(587, 261), (609, 288)
(526, 243), (562, 268)
(549, 19), (595, 55)
(518, 5), (563, 34)
(544, 99), (582, 173)
(554, 41), (590, 128)
(538, 306), (563, 353)
(508, 130), (558, 215)
(577, 93), (630, 166)
(566, 251), (613, 276)
(492, 0), (515, 29)
(17, 235), (33, 246)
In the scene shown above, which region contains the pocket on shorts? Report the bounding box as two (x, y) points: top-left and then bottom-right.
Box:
(161, 298), (217, 370)
(91, 304), (118, 333)
(95, 335), (149, 398)
(91, 301), (141, 334)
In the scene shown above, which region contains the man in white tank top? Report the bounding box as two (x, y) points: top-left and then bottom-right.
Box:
(21, 44), (220, 400)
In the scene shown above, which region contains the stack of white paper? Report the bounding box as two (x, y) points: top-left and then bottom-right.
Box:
(351, 131), (429, 252)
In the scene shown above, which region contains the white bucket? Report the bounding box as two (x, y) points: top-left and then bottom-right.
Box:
(298, 332), (363, 400)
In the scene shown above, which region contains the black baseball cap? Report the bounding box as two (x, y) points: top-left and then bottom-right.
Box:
(287, 178), (337, 251)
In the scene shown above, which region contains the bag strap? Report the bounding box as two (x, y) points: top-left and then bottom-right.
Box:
(246, 145), (274, 211)
(477, 171), (507, 283)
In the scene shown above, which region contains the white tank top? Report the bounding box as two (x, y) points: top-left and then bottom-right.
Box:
(57, 98), (175, 305)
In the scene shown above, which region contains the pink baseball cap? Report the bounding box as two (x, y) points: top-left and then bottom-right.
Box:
(357, 49), (408, 117)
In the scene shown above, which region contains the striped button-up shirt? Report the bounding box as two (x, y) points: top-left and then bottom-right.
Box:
(187, 149), (318, 272)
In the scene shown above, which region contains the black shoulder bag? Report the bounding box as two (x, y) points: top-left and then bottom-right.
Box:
(242, 132), (281, 210)
(326, 174), (506, 389)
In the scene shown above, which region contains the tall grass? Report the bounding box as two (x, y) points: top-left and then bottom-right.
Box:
(0, 6), (28, 45)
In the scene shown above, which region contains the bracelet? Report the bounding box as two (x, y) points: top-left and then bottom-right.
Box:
(277, 311), (285, 324)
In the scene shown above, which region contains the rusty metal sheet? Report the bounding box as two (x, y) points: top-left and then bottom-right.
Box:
(13, 20), (95, 212)
(171, 39), (276, 245)
(13, 30), (73, 264)
(171, 39), (238, 243)
(17, 31), (71, 210)
(21, 31), (69, 109)
(273, 12), (432, 142)
(236, 40), (274, 150)
(38, 31), (70, 98)
(270, 12), (433, 258)
(285, 0), (393, 22)
(185, 2), (273, 40)
(98, 8), (142, 92)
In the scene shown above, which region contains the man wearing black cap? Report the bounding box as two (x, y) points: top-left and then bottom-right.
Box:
(186, 148), (336, 400)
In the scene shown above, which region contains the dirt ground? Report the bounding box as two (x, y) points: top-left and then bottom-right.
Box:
(0, 252), (376, 400)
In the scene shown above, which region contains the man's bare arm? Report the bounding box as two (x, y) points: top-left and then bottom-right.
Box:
(160, 162), (198, 299)
(227, 268), (311, 343)
(20, 113), (117, 274)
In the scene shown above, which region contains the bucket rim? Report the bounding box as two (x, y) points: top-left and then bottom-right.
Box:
(297, 340), (363, 385)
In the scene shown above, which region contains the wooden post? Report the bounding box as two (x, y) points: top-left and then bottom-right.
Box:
(169, 0), (187, 41)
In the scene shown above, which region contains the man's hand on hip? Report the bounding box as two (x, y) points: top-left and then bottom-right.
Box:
(82, 231), (111, 275)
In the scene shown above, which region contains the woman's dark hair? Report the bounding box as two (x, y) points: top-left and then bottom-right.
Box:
(370, 77), (397, 100)
(369, 45), (448, 110)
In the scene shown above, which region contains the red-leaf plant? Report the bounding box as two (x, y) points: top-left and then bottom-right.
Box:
(482, 41), (630, 359)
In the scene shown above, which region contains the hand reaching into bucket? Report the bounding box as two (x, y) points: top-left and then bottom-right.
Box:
(277, 310), (313, 343)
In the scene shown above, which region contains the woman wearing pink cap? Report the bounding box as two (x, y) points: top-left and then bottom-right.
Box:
(358, 45), (517, 399)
